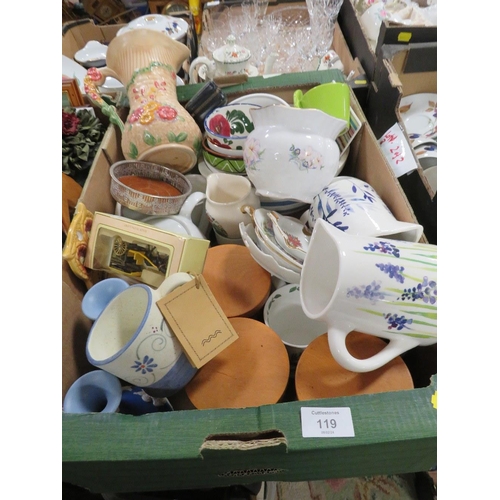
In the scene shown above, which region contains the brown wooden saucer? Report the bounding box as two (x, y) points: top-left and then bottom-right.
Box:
(185, 317), (290, 409)
(202, 244), (272, 318)
(295, 332), (414, 401)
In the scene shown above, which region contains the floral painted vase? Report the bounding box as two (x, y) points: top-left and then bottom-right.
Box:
(84, 28), (202, 173)
(300, 219), (437, 373)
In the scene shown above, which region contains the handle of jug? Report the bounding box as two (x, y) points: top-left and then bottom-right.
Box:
(327, 327), (420, 373)
(83, 66), (125, 132)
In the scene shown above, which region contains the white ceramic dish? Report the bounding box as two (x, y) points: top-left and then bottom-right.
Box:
(251, 208), (304, 269)
(206, 137), (245, 158)
(259, 196), (308, 216)
(230, 93), (290, 107)
(399, 93), (437, 139)
(74, 41), (108, 65)
(264, 284), (327, 349)
(239, 222), (301, 284)
(267, 211), (309, 261)
(62, 55), (87, 93)
(117, 14), (189, 41)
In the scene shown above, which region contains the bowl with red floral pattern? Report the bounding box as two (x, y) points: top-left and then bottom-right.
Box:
(204, 103), (260, 153)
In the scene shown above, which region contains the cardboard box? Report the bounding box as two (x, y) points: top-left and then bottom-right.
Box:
(62, 78), (437, 494)
(365, 48), (437, 244)
(338, 0), (437, 81)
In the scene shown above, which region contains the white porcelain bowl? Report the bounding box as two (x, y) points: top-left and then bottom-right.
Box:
(204, 103), (260, 153)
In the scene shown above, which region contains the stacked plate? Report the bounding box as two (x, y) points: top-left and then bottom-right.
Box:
(399, 92), (437, 193)
(240, 207), (311, 284)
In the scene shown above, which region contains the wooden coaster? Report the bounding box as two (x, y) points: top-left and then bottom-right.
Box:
(185, 317), (290, 409)
(202, 244), (272, 318)
(295, 332), (414, 401)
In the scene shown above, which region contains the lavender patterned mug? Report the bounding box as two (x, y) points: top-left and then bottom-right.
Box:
(300, 219), (437, 372)
(304, 176), (423, 242)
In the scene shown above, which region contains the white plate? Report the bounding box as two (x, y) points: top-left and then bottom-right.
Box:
(230, 93), (290, 107)
(117, 14), (189, 41)
(399, 93), (437, 139)
(239, 223), (301, 284)
(62, 55), (87, 93)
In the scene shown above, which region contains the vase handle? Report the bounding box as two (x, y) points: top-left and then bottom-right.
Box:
(83, 67), (125, 131)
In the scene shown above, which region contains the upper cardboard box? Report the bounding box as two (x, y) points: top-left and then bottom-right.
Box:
(338, 0), (437, 81)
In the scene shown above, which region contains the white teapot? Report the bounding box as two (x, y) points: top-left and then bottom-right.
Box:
(189, 35), (251, 83)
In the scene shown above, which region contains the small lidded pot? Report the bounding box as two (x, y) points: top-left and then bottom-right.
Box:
(189, 35), (251, 83)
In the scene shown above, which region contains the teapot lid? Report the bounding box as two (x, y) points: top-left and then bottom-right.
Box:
(213, 35), (251, 64)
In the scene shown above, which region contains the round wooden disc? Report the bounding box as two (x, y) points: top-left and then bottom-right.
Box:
(202, 244), (272, 318)
(185, 317), (290, 409)
(295, 332), (414, 401)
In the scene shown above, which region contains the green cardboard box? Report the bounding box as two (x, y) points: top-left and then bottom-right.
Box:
(62, 74), (436, 494)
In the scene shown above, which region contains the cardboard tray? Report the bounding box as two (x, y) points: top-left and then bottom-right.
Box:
(338, 0), (437, 81)
(62, 77), (437, 494)
(365, 48), (437, 244)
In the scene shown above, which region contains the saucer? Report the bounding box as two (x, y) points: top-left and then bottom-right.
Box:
(74, 41), (108, 67)
(399, 93), (437, 138)
(239, 222), (301, 284)
(267, 211), (309, 262)
(230, 93), (290, 107)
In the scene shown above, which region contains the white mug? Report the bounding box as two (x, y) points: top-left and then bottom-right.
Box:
(300, 219), (437, 372)
(85, 273), (197, 395)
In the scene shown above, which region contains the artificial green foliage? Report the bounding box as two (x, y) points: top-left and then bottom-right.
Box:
(62, 107), (105, 184)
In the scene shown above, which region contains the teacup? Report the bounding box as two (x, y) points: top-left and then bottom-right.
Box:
(85, 273), (198, 395)
(414, 143), (438, 170)
(304, 176), (423, 242)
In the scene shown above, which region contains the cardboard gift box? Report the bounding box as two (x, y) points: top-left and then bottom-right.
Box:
(62, 73), (437, 494)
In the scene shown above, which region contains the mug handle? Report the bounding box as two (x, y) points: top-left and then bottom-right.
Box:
(328, 327), (421, 373)
(293, 89), (304, 108)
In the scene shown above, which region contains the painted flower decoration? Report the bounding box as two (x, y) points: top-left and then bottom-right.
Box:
(131, 355), (158, 374)
(62, 110), (80, 136)
(208, 114), (231, 136)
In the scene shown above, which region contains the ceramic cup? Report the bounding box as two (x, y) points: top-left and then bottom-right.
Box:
(293, 82), (350, 134)
(85, 273), (198, 395)
(264, 284), (327, 376)
(300, 219), (437, 373)
(205, 172), (261, 239)
(304, 176), (423, 242)
(63, 370), (123, 414)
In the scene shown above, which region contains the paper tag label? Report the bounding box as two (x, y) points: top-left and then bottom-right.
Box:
(300, 407), (355, 438)
(156, 275), (239, 368)
(379, 123), (419, 177)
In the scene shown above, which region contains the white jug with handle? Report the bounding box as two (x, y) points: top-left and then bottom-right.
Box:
(300, 219), (437, 372)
